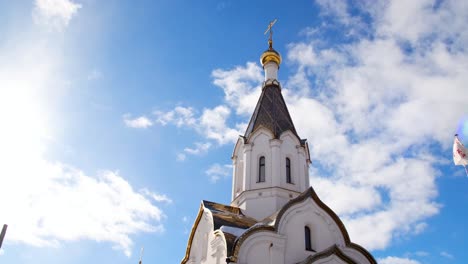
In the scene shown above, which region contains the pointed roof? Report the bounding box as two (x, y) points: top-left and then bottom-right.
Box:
(244, 84), (300, 140)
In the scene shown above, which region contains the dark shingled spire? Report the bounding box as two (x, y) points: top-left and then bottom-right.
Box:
(244, 84), (300, 140)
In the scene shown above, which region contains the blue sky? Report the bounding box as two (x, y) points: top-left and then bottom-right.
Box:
(1, 0), (468, 263)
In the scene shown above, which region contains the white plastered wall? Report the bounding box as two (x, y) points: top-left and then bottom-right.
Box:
(236, 231), (286, 264)
(276, 197), (347, 264)
(187, 209), (228, 264)
(279, 131), (309, 192)
(231, 128), (310, 220)
(232, 196), (372, 264)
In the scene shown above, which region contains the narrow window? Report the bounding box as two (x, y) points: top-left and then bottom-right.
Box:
(305, 226), (312, 251)
(258, 156), (265, 182)
(286, 157), (291, 183)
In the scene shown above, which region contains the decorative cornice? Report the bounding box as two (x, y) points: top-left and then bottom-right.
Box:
(299, 245), (357, 264)
(348, 243), (378, 264)
(230, 224), (276, 262)
(263, 79), (281, 88)
(231, 186), (302, 205)
(274, 187), (350, 243)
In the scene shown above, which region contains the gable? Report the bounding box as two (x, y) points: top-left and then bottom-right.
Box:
(275, 188), (350, 247)
(228, 188), (376, 264)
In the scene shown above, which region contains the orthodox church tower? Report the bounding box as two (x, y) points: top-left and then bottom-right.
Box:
(182, 22), (376, 264)
(230, 31), (310, 221)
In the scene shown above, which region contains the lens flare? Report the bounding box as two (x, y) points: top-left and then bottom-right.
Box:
(456, 115), (468, 143)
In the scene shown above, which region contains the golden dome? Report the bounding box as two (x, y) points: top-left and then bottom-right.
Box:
(260, 48), (282, 67)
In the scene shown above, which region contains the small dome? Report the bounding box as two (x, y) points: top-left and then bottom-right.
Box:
(260, 48), (282, 67)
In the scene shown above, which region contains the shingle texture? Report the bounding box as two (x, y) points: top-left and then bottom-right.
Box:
(244, 84), (300, 140)
(202, 201), (258, 256)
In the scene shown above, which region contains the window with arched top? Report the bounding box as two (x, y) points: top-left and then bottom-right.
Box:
(286, 157), (292, 183)
(258, 156), (265, 182)
(305, 226), (313, 251)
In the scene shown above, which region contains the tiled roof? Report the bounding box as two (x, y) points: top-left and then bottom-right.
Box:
(202, 201), (257, 230)
(202, 200), (272, 257)
(244, 84), (300, 140)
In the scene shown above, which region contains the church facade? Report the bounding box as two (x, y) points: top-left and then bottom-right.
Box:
(181, 36), (376, 264)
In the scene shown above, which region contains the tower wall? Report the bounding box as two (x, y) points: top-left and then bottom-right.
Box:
(231, 128), (310, 220)
(264, 61), (279, 81)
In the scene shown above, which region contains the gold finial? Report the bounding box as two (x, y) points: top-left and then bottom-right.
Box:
(260, 19), (281, 67)
(264, 18), (277, 50)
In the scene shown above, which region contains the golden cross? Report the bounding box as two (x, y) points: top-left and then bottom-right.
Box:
(264, 18), (277, 49)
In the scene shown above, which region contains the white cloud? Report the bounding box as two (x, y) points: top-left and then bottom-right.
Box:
(0, 27), (166, 257)
(154, 104), (240, 146)
(315, 0), (368, 36)
(282, 0), (468, 251)
(0, 249), (3, 255)
(316, 0), (352, 25)
(378, 256), (421, 264)
(176, 142), (213, 162)
(184, 142), (212, 155)
(33, 0), (82, 31)
(205, 163), (233, 183)
(440, 251), (454, 259)
(154, 106), (197, 127)
(200, 106), (240, 144)
(123, 114), (153, 128)
(0, 158), (166, 257)
(182, 216), (188, 223)
(176, 153), (186, 162)
(142, 189), (173, 204)
(413, 222), (428, 235)
(131, 62), (260, 155)
(212, 62), (263, 116)
(310, 177), (381, 215)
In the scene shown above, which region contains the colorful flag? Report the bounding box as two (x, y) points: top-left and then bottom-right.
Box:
(453, 134), (468, 166)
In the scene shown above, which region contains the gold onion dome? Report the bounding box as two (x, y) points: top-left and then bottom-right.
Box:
(260, 41), (282, 67)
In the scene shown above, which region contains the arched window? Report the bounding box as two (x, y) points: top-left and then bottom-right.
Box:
(305, 226), (312, 251)
(258, 156), (265, 182)
(286, 157), (291, 183)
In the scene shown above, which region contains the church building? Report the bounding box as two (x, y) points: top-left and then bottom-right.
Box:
(181, 25), (377, 264)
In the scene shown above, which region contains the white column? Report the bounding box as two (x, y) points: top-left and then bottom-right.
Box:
(264, 62), (279, 81)
(297, 146), (307, 191)
(231, 155), (237, 201)
(243, 144), (252, 191)
(270, 139), (282, 187)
